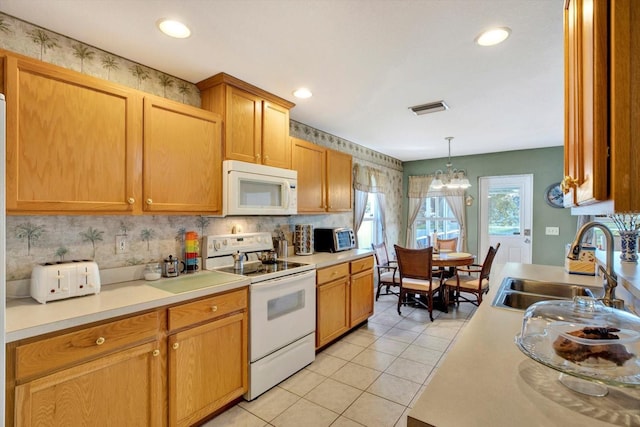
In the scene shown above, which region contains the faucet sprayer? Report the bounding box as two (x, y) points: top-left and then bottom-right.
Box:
(567, 221), (623, 309)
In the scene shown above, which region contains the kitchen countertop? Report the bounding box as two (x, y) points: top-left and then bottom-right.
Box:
(407, 262), (640, 427)
(5, 270), (250, 343)
(285, 248), (374, 268)
(5, 249), (373, 343)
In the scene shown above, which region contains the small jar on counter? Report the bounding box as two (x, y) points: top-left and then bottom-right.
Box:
(144, 263), (162, 281)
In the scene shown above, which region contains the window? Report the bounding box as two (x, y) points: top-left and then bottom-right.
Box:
(488, 186), (521, 236)
(357, 193), (382, 249)
(414, 196), (460, 248)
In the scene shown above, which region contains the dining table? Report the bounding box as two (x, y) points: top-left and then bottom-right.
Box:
(431, 251), (476, 311)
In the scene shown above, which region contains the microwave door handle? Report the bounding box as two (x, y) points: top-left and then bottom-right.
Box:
(283, 181), (290, 208)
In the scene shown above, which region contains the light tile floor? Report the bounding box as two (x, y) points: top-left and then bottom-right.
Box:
(203, 294), (477, 427)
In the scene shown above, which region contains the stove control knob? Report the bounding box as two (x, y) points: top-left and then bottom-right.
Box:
(214, 241), (221, 250)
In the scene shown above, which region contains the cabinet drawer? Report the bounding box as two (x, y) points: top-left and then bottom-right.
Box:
(351, 256), (374, 274)
(168, 287), (248, 332)
(15, 311), (160, 381)
(317, 262), (350, 285)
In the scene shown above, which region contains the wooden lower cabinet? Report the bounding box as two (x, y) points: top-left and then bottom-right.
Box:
(14, 341), (163, 427)
(316, 257), (375, 349)
(7, 287), (249, 427)
(316, 274), (350, 348)
(167, 288), (248, 427)
(8, 311), (164, 427)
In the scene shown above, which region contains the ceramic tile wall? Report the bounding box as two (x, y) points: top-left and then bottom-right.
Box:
(0, 12), (404, 281)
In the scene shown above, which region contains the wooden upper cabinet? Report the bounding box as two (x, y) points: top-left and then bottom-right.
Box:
(262, 101), (292, 168)
(563, 0), (639, 211)
(197, 73), (295, 169)
(563, 0), (608, 207)
(292, 138), (352, 213)
(143, 96), (223, 214)
(326, 148), (353, 212)
(292, 137), (326, 213)
(225, 86), (262, 164)
(5, 53), (142, 214)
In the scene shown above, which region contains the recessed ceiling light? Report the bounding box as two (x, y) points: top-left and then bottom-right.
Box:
(157, 19), (191, 39)
(475, 27), (511, 46)
(293, 88), (313, 99)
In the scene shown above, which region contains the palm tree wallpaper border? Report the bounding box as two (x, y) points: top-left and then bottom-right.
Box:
(0, 13), (199, 106)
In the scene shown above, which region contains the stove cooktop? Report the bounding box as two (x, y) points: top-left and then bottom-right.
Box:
(216, 260), (310, 277)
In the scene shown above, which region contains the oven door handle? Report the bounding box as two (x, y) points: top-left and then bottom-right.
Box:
(250, 270), (315, 290)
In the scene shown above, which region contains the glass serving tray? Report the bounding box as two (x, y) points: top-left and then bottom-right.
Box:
(515, 331), (640, 388)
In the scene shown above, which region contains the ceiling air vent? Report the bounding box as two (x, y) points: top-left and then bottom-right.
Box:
(409, 100), (449, 115)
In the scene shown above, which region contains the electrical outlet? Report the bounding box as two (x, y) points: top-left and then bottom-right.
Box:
(545, 226), (560, 236)
(116, 235), (127, 253)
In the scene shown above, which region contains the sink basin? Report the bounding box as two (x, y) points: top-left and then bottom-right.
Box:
(505, 278), (596, 298)
(498, 292), (564, 310)
(492, 277), (601, 311)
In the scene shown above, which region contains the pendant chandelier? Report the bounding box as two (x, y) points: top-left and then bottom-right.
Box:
(430, 137), (471, 190)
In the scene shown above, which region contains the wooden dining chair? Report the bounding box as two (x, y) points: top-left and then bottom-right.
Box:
(371, 242), (400, 300)
(445, 243), (500, 306)
(394, 245), (441, 321)
(436, 238), (458, 252)
(433, 237), (459, 281)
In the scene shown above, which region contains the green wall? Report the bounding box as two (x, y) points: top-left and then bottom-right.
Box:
(402, 146), (578, 266)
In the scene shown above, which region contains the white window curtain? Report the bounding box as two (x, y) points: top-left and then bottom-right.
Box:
(406, 176), (468, 251)
(405, 175), (432, 247)
(353, 164), (387, 246)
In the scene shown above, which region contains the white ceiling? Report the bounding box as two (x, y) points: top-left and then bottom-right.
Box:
(0, 0), (565, 162)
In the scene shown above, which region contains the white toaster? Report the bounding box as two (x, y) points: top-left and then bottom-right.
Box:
(31, 260), (101, 304)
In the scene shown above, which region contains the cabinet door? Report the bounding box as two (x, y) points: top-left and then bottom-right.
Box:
(609, 0), (640, 212)
(5, 55), (142, 213)
(316, 278), (350, 349)
(326, 149), (353, 212)
(168, 311), (248, 427)
(350, 269), (374, 327)
(563, 0), (608, 207)
(292, 138), (327, 213)
(262, 101), (291, 168)
(143, 96), (223, 214)
(225, 86), (262, 164)
(14, 341), (163, 427)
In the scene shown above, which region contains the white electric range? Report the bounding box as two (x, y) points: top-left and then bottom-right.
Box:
(203, 232), (316, 400)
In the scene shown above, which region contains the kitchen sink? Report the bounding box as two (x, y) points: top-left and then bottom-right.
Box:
(505, 278), (596, 298)
(492, 277), (601, 311)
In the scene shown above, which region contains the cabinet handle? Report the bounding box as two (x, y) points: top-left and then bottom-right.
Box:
(172, 342), (179, 350)
(211, 305), (218, 312)
(264, 155), (270, 161)
(255, 153), (261, 160)
(561, 175), (578, 193)
(152, 349), (160, 357)
(127, 197), (135, 205)
(146, 198), (153, 205)
(95, 337), (105, 346)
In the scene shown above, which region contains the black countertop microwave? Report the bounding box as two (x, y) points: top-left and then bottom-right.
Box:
(314, 228), (356, 252)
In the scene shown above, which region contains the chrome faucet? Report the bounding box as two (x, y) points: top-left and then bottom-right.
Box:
(567, 222), (624, 309)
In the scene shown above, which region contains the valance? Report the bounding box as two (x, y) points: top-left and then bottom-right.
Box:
(353, 164), (387, 193)
(407, 175), (433, 198)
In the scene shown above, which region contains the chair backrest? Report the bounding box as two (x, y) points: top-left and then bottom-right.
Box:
(437, 238), (458, 251)
(372, 242), (390, 266)
(394, 245), (433, 280)
(480, 243), (500, 280)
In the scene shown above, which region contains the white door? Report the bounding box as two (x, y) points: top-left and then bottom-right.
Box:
(479, 175), (533, 265)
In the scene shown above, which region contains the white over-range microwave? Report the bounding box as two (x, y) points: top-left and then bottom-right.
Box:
(223, 160), (297, 216)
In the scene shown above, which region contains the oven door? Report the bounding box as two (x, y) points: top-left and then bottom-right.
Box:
(250, 270), (316, 362)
